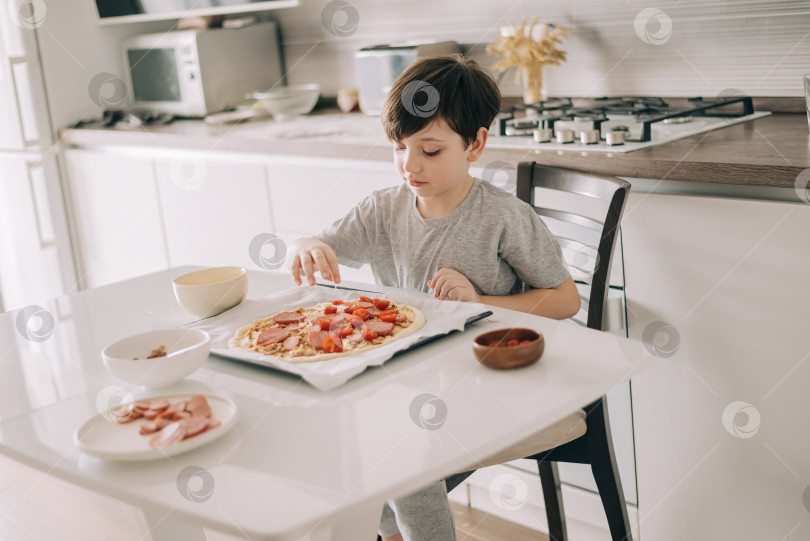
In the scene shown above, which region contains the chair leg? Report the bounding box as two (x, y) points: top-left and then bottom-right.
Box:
(590, 456), (632, 541)
(588, 400), (633, 541)
(538, 461), (567, 541)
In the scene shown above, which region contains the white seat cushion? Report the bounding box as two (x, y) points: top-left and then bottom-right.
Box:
(464, 409), (587, 470)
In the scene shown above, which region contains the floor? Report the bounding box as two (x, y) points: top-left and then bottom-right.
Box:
(0, 454), (545, 541)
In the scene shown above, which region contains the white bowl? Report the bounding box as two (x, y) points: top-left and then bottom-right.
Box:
(249, 84), (320, 119)
(102, 328), (210, 388)
(173, 266), (247, 318)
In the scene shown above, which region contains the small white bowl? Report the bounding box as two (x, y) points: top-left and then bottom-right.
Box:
(102, 328), (210, 388)
(173, 266), (247, 318)
(248, 84), (320, 119)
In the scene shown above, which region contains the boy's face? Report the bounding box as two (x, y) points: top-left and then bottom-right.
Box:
(392, 118), (478, 201)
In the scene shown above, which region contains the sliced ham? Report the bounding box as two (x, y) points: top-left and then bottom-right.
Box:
(150, 421), (186, 447)
(114, 403), (141, 424)
(139, 421), (160, 435)
(307, 330), (329, 349)
(187, 395), (212, 418)
(357, 302), (373, 308)
(181, 416), (210, 438)
(256, 327), (291, 346)
(366, 306), (381, 317)
(272, 311), (306, 325)
(148, 399), (170, 412)
(366, 321), (395, 336)
(283, 335), (300, 350)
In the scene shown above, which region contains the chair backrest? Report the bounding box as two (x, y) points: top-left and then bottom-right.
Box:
(516, 162), (630, 331)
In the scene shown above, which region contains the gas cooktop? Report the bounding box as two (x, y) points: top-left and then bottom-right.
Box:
(487, 96), (770, 153)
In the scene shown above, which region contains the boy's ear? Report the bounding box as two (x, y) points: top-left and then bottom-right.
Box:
(466, 127), (489, 162)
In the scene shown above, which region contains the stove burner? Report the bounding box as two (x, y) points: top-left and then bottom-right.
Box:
(498, 95), (754, 142)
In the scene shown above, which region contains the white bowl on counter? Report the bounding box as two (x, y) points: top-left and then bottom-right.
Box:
(102, 328), (210, 388)
(248, 84), (320, 119)
(173, 266), (248, 319)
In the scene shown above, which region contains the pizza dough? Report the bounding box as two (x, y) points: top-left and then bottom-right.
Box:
(229, 297), (426, 363)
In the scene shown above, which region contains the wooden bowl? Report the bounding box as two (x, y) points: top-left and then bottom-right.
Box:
(472, 328), (545, 370)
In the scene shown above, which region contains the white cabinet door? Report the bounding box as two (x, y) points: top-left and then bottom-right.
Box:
(266, 156), (401, 283)
(64, 149), (168, 289)
(0, 154), (72, 310)
(623, 193), (810, 541)
(154, 155), (273, 269)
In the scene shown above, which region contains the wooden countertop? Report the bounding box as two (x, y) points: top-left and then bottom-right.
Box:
(60, 110), (810, 190)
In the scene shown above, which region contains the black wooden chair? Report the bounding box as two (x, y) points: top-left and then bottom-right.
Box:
(445, 162), (633, 541)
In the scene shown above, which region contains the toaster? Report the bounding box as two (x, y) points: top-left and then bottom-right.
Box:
(355, 41), (461, 115)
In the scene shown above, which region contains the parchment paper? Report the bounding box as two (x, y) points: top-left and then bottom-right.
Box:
(188, 286), (489, 391)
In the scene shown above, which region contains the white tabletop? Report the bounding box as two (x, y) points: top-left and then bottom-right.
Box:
(0, 267), (652, 540)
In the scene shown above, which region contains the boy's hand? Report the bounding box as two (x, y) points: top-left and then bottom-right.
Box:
(289, 237), (341, 287)
(428, 268), (480, 303)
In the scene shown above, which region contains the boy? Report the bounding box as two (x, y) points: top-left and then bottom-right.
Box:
(289, 55), (580, 541)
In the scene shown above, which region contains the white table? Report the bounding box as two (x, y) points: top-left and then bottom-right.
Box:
(0, 267), (652, 540)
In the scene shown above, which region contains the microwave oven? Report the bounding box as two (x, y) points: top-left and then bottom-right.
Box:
(123, 22), (284, 117)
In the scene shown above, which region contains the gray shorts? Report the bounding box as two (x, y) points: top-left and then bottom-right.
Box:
(378, 480), (456, 540)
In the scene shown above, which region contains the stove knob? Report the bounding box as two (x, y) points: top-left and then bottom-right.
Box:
(580, 130), (600, 144)
(606, 131), (625, 145)
(556, 129), (575, 144)
(533, 128), (553, 143)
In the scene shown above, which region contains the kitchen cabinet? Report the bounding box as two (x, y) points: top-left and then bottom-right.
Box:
(265, 156), (401, 283)
(0, 155), (71, 311)
(622, 193), (810, 540)
(155, 155), (273, 269)
(64, 149), (168, 289)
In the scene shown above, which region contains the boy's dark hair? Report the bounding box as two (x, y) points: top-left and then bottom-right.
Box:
(381, 55), (502, 147)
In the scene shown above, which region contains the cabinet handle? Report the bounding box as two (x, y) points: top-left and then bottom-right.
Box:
(8, 55), (43, 148)
(27, 161), (55, 249)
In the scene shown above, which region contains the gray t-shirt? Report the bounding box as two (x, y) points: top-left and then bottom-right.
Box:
(317, 178), (570, 296)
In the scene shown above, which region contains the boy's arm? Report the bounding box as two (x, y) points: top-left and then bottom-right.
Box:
(429, 268), (581, 320)
(289, 236), (341, 286)
(479, 278), (581, 320)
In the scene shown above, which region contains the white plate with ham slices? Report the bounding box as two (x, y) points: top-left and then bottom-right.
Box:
(74, 393), (237, 461)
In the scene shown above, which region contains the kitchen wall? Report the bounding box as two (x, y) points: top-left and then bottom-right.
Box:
(28, 0), (810, 133)
(33, 2), (174, 131)
(273, 0), (810, 99)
